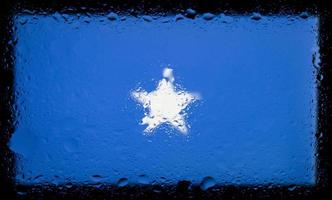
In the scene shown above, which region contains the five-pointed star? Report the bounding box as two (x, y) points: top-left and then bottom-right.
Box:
(132, 68), (199, 134)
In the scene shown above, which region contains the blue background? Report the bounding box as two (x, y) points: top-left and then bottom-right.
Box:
(10, 14), (318, 185)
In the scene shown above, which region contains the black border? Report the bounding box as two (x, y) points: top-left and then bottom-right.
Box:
(1, 0), (332, 199)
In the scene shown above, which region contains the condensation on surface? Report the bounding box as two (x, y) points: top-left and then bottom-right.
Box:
(9, 11), (319, 188)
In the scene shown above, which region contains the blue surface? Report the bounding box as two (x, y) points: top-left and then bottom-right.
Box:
(10, 14), (318, 185)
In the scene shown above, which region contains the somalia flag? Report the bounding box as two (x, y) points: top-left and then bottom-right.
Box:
(10, 13), (317, 187)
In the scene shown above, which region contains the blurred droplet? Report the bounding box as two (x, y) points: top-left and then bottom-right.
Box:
(202, 13), (215, 21)
(33, 174), (43, 181)
(175, 14), (184, 21)
(300, 12), (309, 19)
(91, 174), (103, 182)
(251, 13), (262, 21)
(65, 182), (73, 188)
(94, 182), (103, 189)
(288, 185), (297, 191)
(107, 12), (118, 21)
(142, 15), (153, 22)
(161, 18), (170, 23)
(152, 186), (162, 193)
(138, 174), (149, 184)
(186, 8), (197, 19)
(17, 191), (27, 196)
(200, 176), (216, 190)
(19, 19), (28, 26)
(117, 177), (129, 187)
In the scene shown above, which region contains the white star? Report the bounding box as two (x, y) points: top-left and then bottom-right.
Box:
(132, 67), (199, 134)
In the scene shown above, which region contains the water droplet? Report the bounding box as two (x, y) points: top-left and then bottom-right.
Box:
(33, 174), (43, 181)
(186, 8), (197, 19)
(299, 12), (309, 19)
(160, 176), (167, 182)
(152, 186), (162, 193)
(107, 12), (118, 21)
(200, 176), (216, 190)
(17, 191), (27, 196)
(19, 19), (28, 25)
(251, 13), (262, 21)
(161, 18), (170, 23)
(142, 15), (153, 22)
(65, 182), (73, 188)
(94, 182), (103, 189)
(91, 174), (103, 182)
(202, 13), (215, 21)
(138, 174), (149, 184)
(117, 177), (129, 187)
(175, 14), (184, 21)
(288, 185), (297, 191)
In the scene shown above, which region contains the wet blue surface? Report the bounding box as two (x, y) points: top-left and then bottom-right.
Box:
(10, 14), (318, 185)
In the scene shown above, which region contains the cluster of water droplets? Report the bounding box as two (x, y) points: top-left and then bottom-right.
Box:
(16, 8), (313, 27)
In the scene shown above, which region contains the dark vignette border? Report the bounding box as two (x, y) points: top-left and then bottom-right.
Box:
(1, 0), (331, 199)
